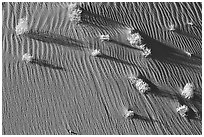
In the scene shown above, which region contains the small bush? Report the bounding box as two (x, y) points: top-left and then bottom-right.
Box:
(127, 33), (143, 48)
(15, 17), (29, 35)
(142, 47), (151, 57)
(181, 83), (194, 99)
(176, 105), (189, 117)
(68, 3), (82, 24)
(99, 34), (110, 41)
(22, 53), (33, 63)
(91, 49), (101, 57)
(128, 75), (151, 93)
(184, 51), (192, 57)
(168, 24), (176, 31)
(124, 110), (135, 119)
(187, 22), (193, 26)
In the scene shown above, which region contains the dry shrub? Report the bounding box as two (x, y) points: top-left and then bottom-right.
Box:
(68, 3), (82, 23)
(15, 17), (29, 35)
(22, 53), (33, 63)
(181, 83), (194, 99)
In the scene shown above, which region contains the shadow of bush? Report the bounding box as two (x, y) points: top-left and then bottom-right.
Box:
(24, 30), (85, 50)
(130, 29), (201, 69)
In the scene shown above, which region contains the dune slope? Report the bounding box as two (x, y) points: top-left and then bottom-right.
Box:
(2, 2), (202, 135)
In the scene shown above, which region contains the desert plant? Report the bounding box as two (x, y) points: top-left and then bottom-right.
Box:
(15, 17), (29, 35)
(138, 44), (146, 50)
(69, 9), (82, 23)
(127, 32), (143, 48)
(99, 34), (110, 41)
(184, 51), (192, 57)
(22, 53), (34, 63)
(127, 31), (153, 57)
(142, 47), (151, 57)
(68, 3), (82, 23)
(179, 83), (194, 99)
(176, 105), (189, 117)
(128, 75), (151, 94)
(91, 49), (101, 57)
(168, 24), (176, 31)
(124, 109), (135, 119)
(187, 22), (193, 26)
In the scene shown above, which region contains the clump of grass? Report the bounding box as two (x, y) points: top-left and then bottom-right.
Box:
(187, 21), (193, 26)
(142, 47), (151, 57)
(127, 32), (151, 57)
(128, 74), (151, 94)
(68, 3), (82, 24)
(22, 53), (34, 63)
(91, 49), (101, 57)
(15, 17), (29, 35)
(176, 105), (189, 117)
(179, 83), (194, 99)
(168, 24), (176, 31)
(127, 32), (143, 48)
(124, 109), (135, 119)
(99, 34), (110, 41)
(184, 51), (192, 57)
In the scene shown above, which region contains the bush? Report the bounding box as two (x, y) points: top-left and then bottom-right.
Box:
(176, 105), (189, 117)
(168, 24), (176, 31)
(142, 47), (151, 57)
(127, 33), (143, 48)
(181, 83), (194, 99)
(128, 75), (151, 93)
(68, 3), (82, 23)
(99, 34), (110, 41)
(91, 49), (101, 57)
(22, 53), (33, 63)
(15, 17), (29, 35)
(124, 110), (134, 119)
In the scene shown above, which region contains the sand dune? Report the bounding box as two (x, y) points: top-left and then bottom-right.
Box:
(2, 2), (202, 135)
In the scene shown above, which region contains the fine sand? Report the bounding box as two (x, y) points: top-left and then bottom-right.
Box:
(2, 2), (202, 135)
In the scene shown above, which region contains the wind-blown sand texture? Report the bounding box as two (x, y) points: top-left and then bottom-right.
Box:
(2, 2), (202, 135)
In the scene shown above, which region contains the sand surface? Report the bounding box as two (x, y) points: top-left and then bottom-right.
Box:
(2, 2), (202, 135)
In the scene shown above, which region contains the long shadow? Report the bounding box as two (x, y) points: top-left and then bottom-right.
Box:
(192, 92), (202, 104)
(80, 20), (108, 30)
(176, 94), (202, 122)
(141, 75), (202, 122)
(97, 53), (135, 66)
(132, 113), (159, 123)
(109, 39), (141, 50)
(143, 76), (202, 121)
(79, 7), (125, 28)
(24, 30), (85, 50)
(174, 28), (202, 41)
(135, 75), (202, 122)
(30, 58), (65, 70)
(132, 74), (202, 120)
(131, 29), (201, 68)
(186, 107), (202, 122)
(191, 54), (202, 60)
(190, 92), (202, 120)
(137, 75), (178, 100)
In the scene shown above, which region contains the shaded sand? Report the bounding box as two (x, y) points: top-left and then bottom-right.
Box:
(2, 2), (202, 135)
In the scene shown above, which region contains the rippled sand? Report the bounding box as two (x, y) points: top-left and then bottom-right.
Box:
(2, 2), (202, 135)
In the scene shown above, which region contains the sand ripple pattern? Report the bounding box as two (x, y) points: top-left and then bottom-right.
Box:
(2, 2), (202, 135)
